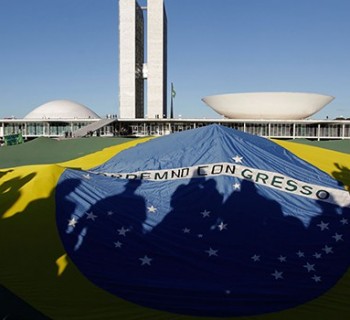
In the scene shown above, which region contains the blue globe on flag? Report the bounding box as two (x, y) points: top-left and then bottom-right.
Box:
(56, 125), (350, 317)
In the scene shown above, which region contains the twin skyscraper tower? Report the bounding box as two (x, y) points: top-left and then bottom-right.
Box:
(119, 0), (167, 119)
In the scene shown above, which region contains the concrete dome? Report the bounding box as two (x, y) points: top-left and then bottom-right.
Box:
(202, 92), (334, 120)
(24, 100), (101, 119)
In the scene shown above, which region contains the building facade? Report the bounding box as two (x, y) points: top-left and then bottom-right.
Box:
(2, 118), (350, 142)
(119, 0), (167, 119)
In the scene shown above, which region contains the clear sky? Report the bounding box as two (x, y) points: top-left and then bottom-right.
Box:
(1, 0), (349, 119)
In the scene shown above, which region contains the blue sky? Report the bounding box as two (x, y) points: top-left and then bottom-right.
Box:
(1, 0), (349, 119)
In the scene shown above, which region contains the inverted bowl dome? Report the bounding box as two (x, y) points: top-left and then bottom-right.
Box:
(24, 100), (101, 119)
(202, 92), (334, 120)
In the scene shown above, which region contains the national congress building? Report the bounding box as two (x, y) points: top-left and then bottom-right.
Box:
(1, 0), (350, 143)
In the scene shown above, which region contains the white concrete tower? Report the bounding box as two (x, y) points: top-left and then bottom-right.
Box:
(119, 0), (145, 118)
(118, 0), (167, 119)
(147, 0), (167, 119)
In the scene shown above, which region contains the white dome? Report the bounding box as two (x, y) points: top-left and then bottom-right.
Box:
(202, 92), (334, 120)
(24, 100), (101, 119)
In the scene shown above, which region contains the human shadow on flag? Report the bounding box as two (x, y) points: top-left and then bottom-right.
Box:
(0, 172), (36, 218)
(332, 162), (350, 191)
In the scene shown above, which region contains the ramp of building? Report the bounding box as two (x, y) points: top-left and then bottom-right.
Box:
(72, 118), (116, 138)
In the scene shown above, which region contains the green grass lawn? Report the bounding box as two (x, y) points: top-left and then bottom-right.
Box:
(285, 138), (350, 154)
(0, 137), (137, 169)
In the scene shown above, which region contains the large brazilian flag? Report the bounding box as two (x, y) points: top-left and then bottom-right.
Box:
(1, 124), (350, 319)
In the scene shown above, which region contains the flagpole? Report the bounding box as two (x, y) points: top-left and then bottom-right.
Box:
(170, 82), (175, 119)
(170, 94), (174, 119)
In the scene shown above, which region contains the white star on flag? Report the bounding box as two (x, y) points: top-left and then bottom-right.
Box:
(317, 221), (329, 231)
(278, 255), (286, 262)
(322, 245), (333, 254)
(117, 226), (129, 236)
(147, 205), (157, 213)
(332, 233), (343, 242)
(271, 270), (283, 280)
(83, 173), (91, 180)
(139, 255), (152, 266)
(218, 222), (228, 231)
(313, 252), (322, 259)
(200, 210), (210, 218)
(232, 155), (243, 163)
(312, 275), (322, 282)
(303, 262), (315, 272)
(114, 241), (122, 248)
(233, 182), (240, 190)
(86, 212), (98, 221)
(68, 217), (78, 228)
(251, 254), (260, 262)
(107, 211), (114, 216)
(182, 227), (190, 233)
(340, 218), (348, 225)
(296, 250), (305, 258)
(206, 247), (218, 257)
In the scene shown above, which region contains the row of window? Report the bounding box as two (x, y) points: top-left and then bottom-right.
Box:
(1, 122), (350, 140)
(128, 123), (350, 139)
